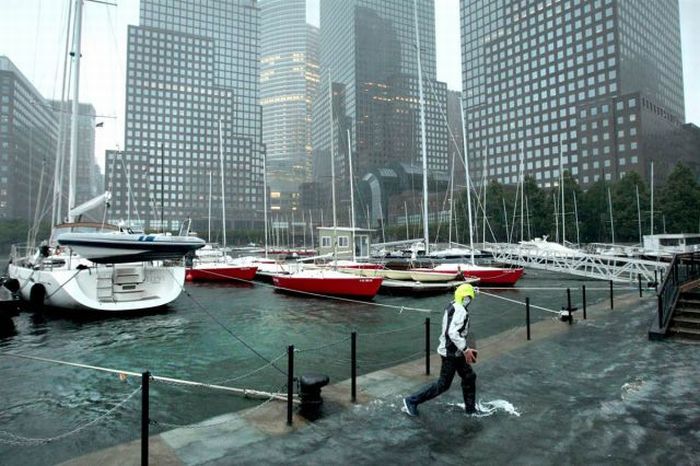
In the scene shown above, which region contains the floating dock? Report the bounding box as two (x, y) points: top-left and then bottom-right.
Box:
(378, 279), (468, 296)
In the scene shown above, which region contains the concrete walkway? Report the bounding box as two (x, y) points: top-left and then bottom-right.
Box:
(61, 291), (700, 465)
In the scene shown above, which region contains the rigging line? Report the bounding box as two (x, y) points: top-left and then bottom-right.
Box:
(479, 290), (560, 314)
(0, 352), (288, 401)
(166, 272), (288, 376)
(188, 267), (434, 314)
(423, 75), (499, 244)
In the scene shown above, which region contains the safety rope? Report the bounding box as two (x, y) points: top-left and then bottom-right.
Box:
(0, 385), (141, 446)
(0, 352), (289, 402)
(479, 290), (560, 315)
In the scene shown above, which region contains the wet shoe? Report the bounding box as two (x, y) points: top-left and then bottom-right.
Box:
(402, 398), (418, 417)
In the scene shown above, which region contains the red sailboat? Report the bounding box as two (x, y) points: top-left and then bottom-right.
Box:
(272, 270), (383, 300)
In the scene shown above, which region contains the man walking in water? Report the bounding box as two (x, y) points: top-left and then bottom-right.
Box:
(403, 283), (479, 416)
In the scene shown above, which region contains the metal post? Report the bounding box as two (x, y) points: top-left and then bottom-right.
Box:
(351, 332), (357, 402)
(657, 295), (663, 329)
(526, 297), (531, 340)
(582, 285), (587, 320)
(654, 270), (658, 291)
(141, 371), (150, 466)
(567, 287), (572, 325)
(287, 345), (294, 426)
(425, 317), (431, 375)
(609, 280), (614, 310)
(638, 273), (642, 297)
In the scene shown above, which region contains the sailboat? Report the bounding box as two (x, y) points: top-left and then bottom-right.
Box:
(272, 72), (382, 299)
(398, 1), (521, 287)
(7, 0), (204, 312)
(186, 119), (258, 282)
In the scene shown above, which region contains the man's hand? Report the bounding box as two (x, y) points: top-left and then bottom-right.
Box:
(464, 348), (478, 364)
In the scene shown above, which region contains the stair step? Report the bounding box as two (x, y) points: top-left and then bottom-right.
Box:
(669, 326), (700, 340)
(673, 315), (700, 324)
(676, 299), (700, 309)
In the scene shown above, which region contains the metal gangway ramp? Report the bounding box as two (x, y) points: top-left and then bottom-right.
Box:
(484, 243), (669, 284)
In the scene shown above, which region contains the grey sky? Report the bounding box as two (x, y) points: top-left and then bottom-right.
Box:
(0, 0), (698, 171)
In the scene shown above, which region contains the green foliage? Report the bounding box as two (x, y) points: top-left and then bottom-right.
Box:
(0, 220), (51, 255)
(658, 163), (700, 234)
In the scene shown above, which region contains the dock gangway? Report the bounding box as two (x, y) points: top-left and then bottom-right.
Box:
(483, 243), (668, 284)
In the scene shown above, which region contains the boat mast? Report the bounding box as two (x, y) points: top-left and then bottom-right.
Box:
(559, 139), (565, 245)
(608, 186), (615, 244)
(636, 184), (642, 245)
(404, 201), (409, 241)
(520, 143), (525, 243)
(219, 118), (226, 250)
(263, 150), (269, 258)
(502, 198), (509, 243)
(650, 161), (654, 235)
(448, 150), (455, 246)
(208, 170), (212, 243)
(459, 99), (474, 264)
(347, 128), (356, 262)
(67, 0), (84, 223)
(414, 0), (429, 256)
(482, 147), (488, 245)
(328, 70), (338, 262)
(52, 0), (73, 227)
(573, 189), (580, 245)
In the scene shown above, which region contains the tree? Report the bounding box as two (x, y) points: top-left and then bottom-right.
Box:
(611, 171), (649, 243)
(658, 163), (700, 233)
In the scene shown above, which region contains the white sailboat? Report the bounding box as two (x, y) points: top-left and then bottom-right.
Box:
(7, 0), (203, 312)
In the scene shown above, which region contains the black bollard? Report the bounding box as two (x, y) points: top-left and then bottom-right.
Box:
(638, 273), (642, 297)
(141, 371), (150, 466)
(351, 332), (357, 402)
(567, 288), (572, 325)
(425, 317), (430, 375)
(582, 285), (587, 320)
(287, 345), (294, 426)
(526, 297), (531, 341)
(609, 280), (614, 310)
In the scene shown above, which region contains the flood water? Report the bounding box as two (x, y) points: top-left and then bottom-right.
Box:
(0, 270), (615, 465)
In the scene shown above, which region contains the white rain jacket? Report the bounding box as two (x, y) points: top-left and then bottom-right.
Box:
(437, 297), (472, 357)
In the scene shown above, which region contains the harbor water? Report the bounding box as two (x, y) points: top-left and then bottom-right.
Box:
(1, 270), (615, 465)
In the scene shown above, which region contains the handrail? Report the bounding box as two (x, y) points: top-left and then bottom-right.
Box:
(650, 251), (700, 339)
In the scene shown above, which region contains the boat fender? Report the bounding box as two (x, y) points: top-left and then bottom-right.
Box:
(29, 284), (46, 310)
(3, 278), (20, 293)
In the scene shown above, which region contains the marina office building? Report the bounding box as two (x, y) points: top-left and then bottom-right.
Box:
(309, 0), (449, 228)
(259, 0), (319, 216)
(460, 0), (694, 188)
(107, 0), (265, 233)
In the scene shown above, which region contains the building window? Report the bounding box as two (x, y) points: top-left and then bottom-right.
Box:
(321, 236), (331, 248)
(338, 236), (349, 247)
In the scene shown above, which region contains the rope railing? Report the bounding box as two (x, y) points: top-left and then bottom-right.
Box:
(0, 385), (141, 446)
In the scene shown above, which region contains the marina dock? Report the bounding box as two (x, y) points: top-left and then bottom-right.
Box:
(58, 290), (700, 465)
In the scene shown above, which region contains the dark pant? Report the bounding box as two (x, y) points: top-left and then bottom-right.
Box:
(407, 355), (477, 413)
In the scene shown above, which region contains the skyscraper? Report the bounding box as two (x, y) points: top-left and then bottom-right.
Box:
(460, 0), (687, 189)
(108, 0), (265, 233)
(260, 0), (319, 215)
(0, 57), (57, 223)
(313, 0), (448, 227)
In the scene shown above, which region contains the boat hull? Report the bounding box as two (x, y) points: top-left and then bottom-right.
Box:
(57, 234), (205, 264)
(186, 265), (258, 282)
(272, 276), (383, 299)
(8, 262), (185, 312)
(432, 265), (524, 286)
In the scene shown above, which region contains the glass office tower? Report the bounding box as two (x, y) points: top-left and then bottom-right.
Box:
(313, 0), (448, 227)
(460, 0), (685, 188)
(260, 0), (319, 215)
(110, 0), (265, 232)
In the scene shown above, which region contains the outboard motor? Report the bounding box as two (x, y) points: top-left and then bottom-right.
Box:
(298, 373), (329, 419)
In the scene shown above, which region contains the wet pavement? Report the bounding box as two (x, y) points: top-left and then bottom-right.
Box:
(62, 290), (700, 465)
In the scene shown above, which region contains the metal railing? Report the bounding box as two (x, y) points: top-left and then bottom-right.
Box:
(649, 251), (700, 340)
